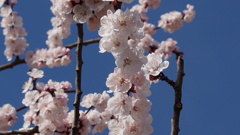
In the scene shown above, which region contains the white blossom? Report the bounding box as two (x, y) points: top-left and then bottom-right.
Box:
(158, 11), (183, 33)
(107, 92), (132, 116)
(143, 53), (169, 76)
(183, 4), (195, 23)
(115, 48), (146, 74)
(27, 68), (44, 78)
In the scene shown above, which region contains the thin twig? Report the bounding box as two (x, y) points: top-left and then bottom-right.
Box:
(171, 56), (185, 135)
(71, 23), (84, 135)
(158, 72), (175, 87)
(0, 56), (26, 71)
(16, 106), (27, 112)
(85, 106), (94, 115)
(0, 126), (39, 135)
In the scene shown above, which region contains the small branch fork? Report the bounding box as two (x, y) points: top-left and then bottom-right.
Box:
(171, 56), (185, 135)
(158, 56), (185, 135)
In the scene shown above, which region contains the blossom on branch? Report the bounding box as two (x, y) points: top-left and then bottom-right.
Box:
(156, 38), (179, 59)
(143, 53), (169, 77)
(1, 9), (29, 61)
(0, 104), (17, 130)
(158, 4), (195, 33)
(25, 47), (71, 68)
(27, 68), (44, 79)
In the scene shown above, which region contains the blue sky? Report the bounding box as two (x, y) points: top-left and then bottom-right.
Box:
(0, 0), (240, 135)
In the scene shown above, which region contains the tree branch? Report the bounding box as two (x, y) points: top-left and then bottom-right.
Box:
(16, 106), (27, 112)
(171, 56), (185, 135)
(0, 56), (26, 71)
(0, 126), (39, 135)
(65, 38), (101, 49)
(85, 106), (94, 115)
(71, 23), (84, 135)
(158, 72), (175, 87)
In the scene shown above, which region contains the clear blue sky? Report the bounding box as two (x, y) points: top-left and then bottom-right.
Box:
(0, 0), (240, 135)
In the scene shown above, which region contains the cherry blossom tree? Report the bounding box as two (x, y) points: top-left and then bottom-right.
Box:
(0, 0), (195, 135)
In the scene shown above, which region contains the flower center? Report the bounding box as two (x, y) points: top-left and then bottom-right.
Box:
(123, 58), (132, 67)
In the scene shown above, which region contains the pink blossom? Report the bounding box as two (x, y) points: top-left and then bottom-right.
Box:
(155, 38), (179, 59)
(139, 0), (161, 9)
(0, 104), (17, 130)
(106, 68), (132, 93)
(107, 92), (132, 116)
(158, 11), (183, 33)
(143, 53), (169, 76)
(183, 4), (195, 23)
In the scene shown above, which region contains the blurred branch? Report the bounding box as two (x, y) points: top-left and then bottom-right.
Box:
(65, 90), (76, 93)
(0, 126), (39, 135)
(16, 106), (27, 112)
(0, 56), (26, 71)
(85, 106), (94, 115)
(171, 56), (185, 135)
(71, 23), (84, 135)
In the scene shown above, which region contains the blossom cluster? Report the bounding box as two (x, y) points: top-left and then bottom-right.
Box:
(25, 47), (71, 68)
(46, 17), (71, 48)
(130, 0), (161, 22)
(0, 0), (29, 61)
(95, 8), (171, 134)
(49, 0), (134, 32)
(158, 4), (195, 33)
(0, 1), (196, 134)
(21, 69), (108, 135)
(22, 69), (73, 135)
(0, 104), (17, 130)
(80, 91), (111, 134)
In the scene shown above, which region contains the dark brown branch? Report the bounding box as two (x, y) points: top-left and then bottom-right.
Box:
(0, 126), (39, 135)
(65, 38), (101, 49)
(158, 72), (175, 87)
(71, 23), (84, 135)
(16, 106), (27, 112)
(0, 56), (26, 71)
(154, 26), (161, 30)
(114, 1), (122, 10)
(173, 50), (184, 59)
(171, 56), (185, 135)
(85, 106), (94, 115)
(65, 90), (76, 93)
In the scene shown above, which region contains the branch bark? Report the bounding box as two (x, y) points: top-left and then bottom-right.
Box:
(71, 23), (84, 135)
(171, 56), (185, 135)
(0, 126), (39, 135)
(0, 56), (26, 71)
